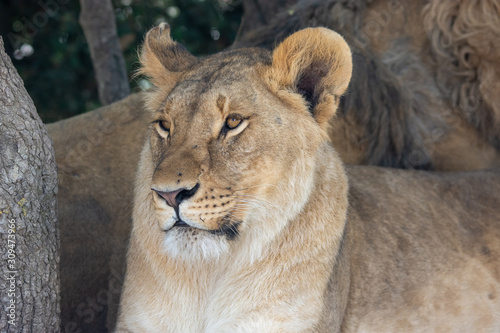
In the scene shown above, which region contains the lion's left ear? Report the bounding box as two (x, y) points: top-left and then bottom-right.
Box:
(138, 23), (199, 92)
(266, 28), (352, 127)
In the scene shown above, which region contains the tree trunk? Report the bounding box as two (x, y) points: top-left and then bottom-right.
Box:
(79, 0), (130, 105)
(0, 37), (60, 332)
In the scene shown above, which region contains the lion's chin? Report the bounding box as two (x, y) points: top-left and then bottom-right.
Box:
(161, 227), (230, 262)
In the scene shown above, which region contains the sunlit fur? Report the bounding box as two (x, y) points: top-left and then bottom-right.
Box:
(116, 26), (351, 332)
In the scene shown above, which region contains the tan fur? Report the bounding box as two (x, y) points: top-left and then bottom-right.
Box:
(266, 28), (352, 130)
(137, 23), (198, 92)
(117, 25), (351, 332)
(340, 167), (500, 333)
(116, 25), (500, 332)
(47, 93), (148, 333)
(50, 2), (500, 331)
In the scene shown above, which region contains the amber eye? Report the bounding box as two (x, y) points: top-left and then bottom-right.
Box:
(157, 120), (171, 133)
(225, 115), (242, 130)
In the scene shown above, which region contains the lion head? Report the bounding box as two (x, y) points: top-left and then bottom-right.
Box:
(131, 23), (352, 262)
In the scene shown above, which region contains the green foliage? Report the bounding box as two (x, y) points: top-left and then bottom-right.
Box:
(1, 0), (242, 123)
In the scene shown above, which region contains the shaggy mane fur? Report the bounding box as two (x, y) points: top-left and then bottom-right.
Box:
(238, 0), (500, 168)
(423, 0), (500, 149)
(238, 0), (443, 169)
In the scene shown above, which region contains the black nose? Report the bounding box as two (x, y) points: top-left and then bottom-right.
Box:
(153, 183), (200, 208)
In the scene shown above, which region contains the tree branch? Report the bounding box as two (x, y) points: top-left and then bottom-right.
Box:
(79, 0), (130, 105)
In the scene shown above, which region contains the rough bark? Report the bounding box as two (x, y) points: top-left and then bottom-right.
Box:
(79, 0), (130, 105)
(0, 37), (60, 331)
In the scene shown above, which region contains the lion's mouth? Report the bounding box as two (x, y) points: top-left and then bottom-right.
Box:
(172, 219), (190, 228)
(169, 218), (241, 240)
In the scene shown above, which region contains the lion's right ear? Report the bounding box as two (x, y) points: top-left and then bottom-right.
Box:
(138, 23), (199, 91)
(266, 28), (352, 129)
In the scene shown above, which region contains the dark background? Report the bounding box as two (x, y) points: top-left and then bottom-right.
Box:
(0, 0), (243, 123)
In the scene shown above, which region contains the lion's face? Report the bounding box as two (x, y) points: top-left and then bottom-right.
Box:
(135, 24), (352, 261)
(145, 52), (325, 261)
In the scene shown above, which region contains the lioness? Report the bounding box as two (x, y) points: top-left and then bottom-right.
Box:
(48, 2), (500, 331)
(116, 24), (500, 332)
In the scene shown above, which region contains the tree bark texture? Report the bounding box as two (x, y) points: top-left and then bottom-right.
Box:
(0, 37), (60, 332)
(79, 0), (130, 106)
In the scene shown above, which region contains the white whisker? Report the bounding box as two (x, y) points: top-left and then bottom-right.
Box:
(231, 184), (279, 192)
